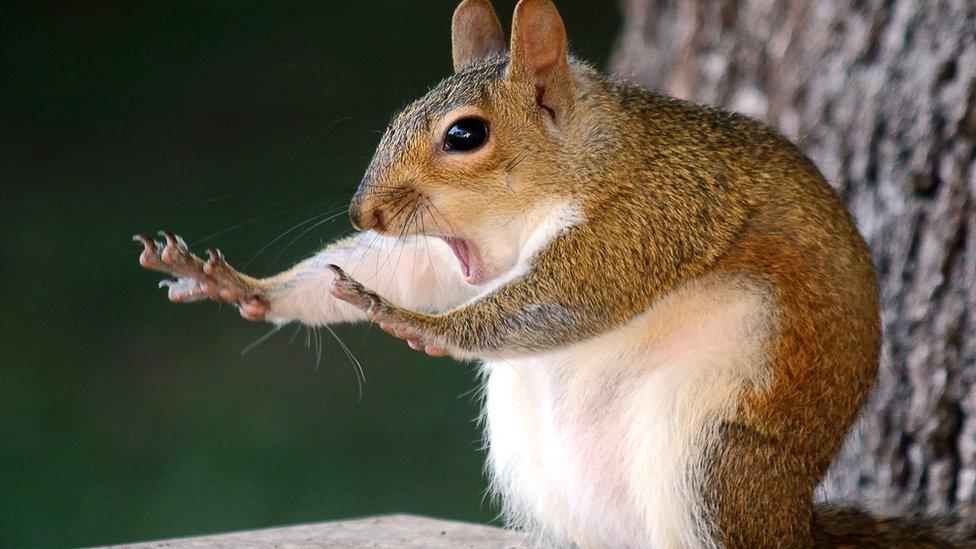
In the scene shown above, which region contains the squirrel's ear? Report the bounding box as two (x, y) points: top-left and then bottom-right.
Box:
(452, 0), (506, 72)
(509, 0), (572, 122)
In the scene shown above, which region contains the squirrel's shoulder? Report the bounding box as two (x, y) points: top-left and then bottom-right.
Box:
(580, 69), (789, 151)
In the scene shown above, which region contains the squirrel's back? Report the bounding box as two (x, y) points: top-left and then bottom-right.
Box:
(561, 57), (969, 547)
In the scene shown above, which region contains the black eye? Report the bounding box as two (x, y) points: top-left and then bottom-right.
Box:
(443, 117), (488, 152)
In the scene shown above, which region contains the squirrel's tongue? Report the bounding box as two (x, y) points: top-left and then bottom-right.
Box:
(445, 238), (471, 278)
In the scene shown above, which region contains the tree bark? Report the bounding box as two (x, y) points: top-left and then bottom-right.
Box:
(611, 0), (976, 518)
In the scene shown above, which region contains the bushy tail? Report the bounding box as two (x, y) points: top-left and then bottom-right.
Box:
(812, 504), (975, 548)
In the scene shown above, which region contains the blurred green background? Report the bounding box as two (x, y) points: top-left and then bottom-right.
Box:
(0, 2), (617, 547)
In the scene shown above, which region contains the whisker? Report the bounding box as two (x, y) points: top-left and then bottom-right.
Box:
(358, 186), (411, 195)
(241, 323), (284, 356)
(314, 326), (323, 370)
(192, 202), (345, 246)
(409, 208), (421, 295)
(323, 323), (366, 401)
(505, 150), (530, 172)
(291, 156), (374, 163)
(289, 323), (303, 345)
(183, 192), (243, 209)
(263, 207), (360, 271)
(421, 205), (446, 302)
(344, 191), (412, 275)
(361, 199), (419, 340)
(372, 198), (418, 285)
(427, 201), (460, 239)
(242, 208), (343, 270)
(351, 192), (415, 277)
(384, 202), (420, 295)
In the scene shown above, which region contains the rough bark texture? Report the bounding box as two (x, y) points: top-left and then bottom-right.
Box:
(611, 0), (976, 518)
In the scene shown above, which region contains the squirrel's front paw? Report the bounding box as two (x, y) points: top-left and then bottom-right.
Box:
(134, 231), (269, 320)
(327, 264), (447, 357)
(326, 264), (389, 318)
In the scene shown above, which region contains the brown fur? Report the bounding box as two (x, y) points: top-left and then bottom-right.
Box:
(710, 194), (880, 546)
(331, 1), (968, 546)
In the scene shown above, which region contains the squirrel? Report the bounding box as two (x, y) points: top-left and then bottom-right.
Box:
(134, 0), (971, 547)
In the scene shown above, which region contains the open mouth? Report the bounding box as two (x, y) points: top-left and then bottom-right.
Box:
(443, 237), (478, 282)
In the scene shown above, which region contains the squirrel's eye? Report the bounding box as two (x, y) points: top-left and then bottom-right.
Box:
(443, 117), (488, 152)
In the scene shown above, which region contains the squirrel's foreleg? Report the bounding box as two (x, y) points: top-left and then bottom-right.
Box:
(135, 231), (474, 327)
(327, 257), (600, 360)
(327, 264), (449, 356)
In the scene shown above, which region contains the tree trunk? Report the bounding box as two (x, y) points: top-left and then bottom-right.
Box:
(611, 0), (976, 518)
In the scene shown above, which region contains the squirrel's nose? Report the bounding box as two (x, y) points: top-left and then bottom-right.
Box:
(349, 201), (383, 231)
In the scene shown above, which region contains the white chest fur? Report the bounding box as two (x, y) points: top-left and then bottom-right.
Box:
(481, 275), (777, 548)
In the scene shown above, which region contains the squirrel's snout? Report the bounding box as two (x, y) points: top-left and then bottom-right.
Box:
(349, 201), (383, 232)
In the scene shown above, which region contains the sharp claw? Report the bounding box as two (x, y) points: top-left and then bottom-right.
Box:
(135, 233), (166, 269)
(203, 249), (229, 279)
(137, 230), (265, 317)
(327, 264), (391, 316)
(136, 233), (163, 252)
(133, 234), (154, 249)
(135, 234), (156, 258)
(158, 230), (189, 249)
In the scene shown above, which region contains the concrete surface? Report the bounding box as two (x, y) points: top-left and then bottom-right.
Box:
(106, 514), (527, 548)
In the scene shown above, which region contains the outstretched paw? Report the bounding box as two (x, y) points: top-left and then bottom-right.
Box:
(326, 264), (447, 357)
(134, 231), (269, 320)
(326, 264), (390, 320)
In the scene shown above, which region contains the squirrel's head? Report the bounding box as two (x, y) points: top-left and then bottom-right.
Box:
(350, 0), (584, 285)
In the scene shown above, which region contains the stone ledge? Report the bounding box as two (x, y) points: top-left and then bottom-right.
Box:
(108, 514), (526, 548)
